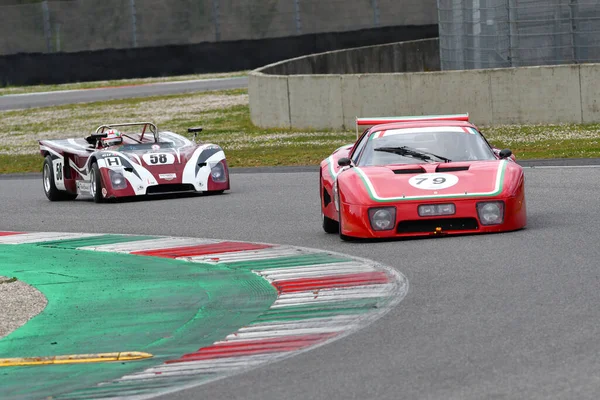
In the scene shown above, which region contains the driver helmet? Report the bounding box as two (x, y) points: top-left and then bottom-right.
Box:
(101, 129), (123, 147)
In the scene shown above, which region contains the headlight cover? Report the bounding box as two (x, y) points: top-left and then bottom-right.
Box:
(476, 201), (504, 225)
(418, 203), (456, 217)
(368, 207), (396, 231)
(209, 161), (227, 182)
(108, 169), (127, 190)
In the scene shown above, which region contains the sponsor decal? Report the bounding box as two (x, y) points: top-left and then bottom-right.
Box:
(408, 173), (459, 190)
(159, 173), (177, 181)
(152, 144), (161, 151)
(76, 182), (91, 192)
(105, 157), (121, 167)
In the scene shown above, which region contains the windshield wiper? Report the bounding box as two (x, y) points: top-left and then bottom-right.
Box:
(374, 146), (451, 163)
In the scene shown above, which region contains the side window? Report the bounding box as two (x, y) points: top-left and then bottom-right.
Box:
(350, 129), (371, 164)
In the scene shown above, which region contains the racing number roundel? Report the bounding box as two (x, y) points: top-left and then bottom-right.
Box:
(408, 173), (459, 190)
(142, 153), (175, 165)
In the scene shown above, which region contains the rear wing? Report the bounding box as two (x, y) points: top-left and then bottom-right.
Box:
(355, 114), (469, 138)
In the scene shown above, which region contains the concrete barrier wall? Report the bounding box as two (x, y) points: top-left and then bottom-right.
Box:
(249, 38), (600, 129)
(1, 24), (436, 86)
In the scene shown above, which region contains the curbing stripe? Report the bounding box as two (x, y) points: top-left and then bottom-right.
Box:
(2, 232), (407, 399)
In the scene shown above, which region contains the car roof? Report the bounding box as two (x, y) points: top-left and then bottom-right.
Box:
(368, 120), (477, 132)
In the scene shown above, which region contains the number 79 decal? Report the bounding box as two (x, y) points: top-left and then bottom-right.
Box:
(408, 173), (459, 190)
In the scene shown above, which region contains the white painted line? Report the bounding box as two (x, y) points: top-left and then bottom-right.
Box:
(221, 326), (344, 341)
(77, 237), (218, 253)
(256, 263), (377, 281)
(0, 232), (100, 244)
(183, 247), (304, 263)
(119, 355), (274, 377)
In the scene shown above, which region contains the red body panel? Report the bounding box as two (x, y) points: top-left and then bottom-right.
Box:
(320, 120), (527, 239)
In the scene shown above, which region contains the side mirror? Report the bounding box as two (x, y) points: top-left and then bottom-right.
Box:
(498, 149), (512, 159)
(338, 157), (352, 167)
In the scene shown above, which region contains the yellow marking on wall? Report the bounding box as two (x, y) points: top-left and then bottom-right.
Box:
(0, 351), (152, 367)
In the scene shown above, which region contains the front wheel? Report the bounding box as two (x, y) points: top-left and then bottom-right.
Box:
(42, 155), (77, 201)
(89, 163), (105, 203)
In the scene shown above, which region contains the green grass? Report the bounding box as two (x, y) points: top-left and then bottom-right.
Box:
(0, 71), (247, 96)
(1, 88), (599, 174)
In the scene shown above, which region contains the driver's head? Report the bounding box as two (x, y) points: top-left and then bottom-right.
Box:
(101, 129), (123, 147)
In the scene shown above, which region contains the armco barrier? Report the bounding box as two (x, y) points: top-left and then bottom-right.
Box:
(249, 38), (600, 129)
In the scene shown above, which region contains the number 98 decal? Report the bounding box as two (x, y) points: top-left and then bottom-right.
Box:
(142, 153), (175, 165)
(408, 173), (459, 190)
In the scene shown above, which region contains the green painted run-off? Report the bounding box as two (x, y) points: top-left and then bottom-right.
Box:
(0, 241), (277, 400)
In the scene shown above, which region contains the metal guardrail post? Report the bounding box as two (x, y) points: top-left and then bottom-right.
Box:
(41, 0), (52, 52)
(371, 0), (380, 26)
(212, 0), (221, 41)
(129, 0), (138, 48)
(569, 0), (579, 63)
(294, 0), (302, 34)
(507, 0), (519, 67)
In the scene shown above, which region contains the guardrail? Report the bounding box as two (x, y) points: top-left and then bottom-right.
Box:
(249, 38), (600, 129)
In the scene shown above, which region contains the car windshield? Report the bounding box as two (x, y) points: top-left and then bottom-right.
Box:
(356, 126), (496, 166)
(117, 142), (175, 151)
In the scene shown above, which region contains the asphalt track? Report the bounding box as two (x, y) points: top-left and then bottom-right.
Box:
(0, 77), (248, 111)
(2, 165), (600, 400)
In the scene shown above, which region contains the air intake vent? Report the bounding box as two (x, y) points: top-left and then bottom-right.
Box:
(146, 184), (195, 195)
(392, 167), (426, 174)
(436, 165), (470, 172)
(396, 218), (479, 233)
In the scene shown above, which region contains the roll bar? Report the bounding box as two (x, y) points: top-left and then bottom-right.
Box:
(95, 122), (159, 142)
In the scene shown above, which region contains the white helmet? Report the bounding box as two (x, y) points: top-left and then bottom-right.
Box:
(101, 129), (123, 147)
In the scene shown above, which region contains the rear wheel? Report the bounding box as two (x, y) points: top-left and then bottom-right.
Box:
(322, 212), (339, 234)
(89, 162), (104, 203)
(42, 155), (77, 201)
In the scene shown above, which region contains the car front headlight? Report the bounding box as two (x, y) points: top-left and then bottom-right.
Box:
(209, 161), (227, 182)
(108, 169), (127, 190)
(368, 207), (396, 231)
(476, 201), (504, 225)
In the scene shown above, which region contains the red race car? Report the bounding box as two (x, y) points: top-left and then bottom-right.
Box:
(39, 121), (230, 203)
(319, 114), (526, 240)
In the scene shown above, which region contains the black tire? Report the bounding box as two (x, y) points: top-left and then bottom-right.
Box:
(322, 212), (339, 234)
(42, 155), (77, 201)
(89, 162), (104, 203)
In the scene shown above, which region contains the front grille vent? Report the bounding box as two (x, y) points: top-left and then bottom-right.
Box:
(146, 184), (196, 195)
(436, 165), (470, 172)
(396, 218), (479, 233)
(392, 167), (426, 174)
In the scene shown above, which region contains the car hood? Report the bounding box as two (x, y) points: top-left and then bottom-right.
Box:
(351, 160), (508, 200)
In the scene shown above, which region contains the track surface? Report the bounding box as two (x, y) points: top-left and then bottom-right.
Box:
(2, 166), (600, 399)
(0, 77), (248, 111)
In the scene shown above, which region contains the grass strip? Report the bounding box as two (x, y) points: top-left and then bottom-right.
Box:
(0, 88), (599, 174)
